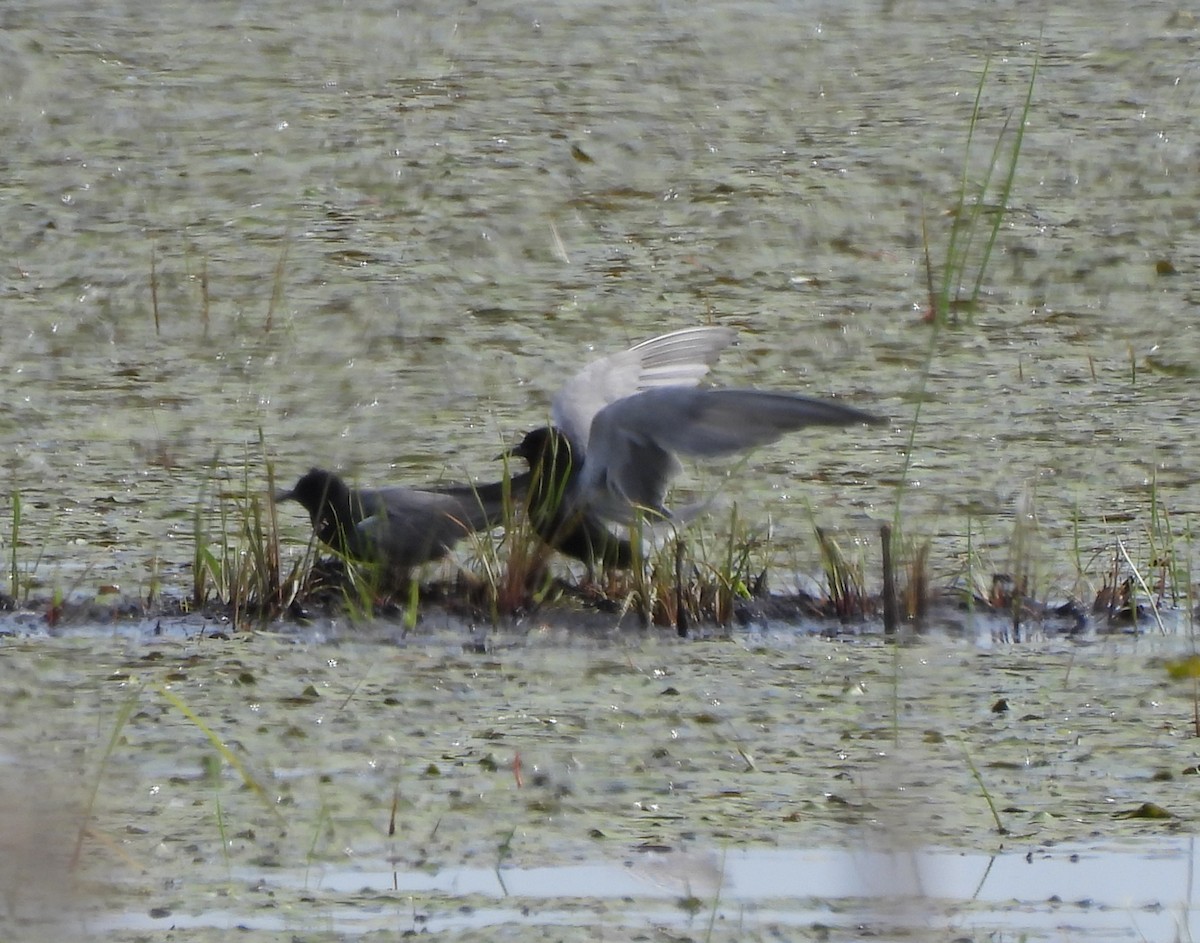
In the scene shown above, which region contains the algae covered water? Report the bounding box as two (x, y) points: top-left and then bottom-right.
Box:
(2, 0), (1198, 601)
(4, 625), (1200, 940)
(3, 1), (1200, 939)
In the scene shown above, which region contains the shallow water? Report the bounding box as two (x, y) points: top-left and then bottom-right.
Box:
(3, 4), (1200, 939)
(4, 628), (1200, 941)
(2, 0), (1199, 601)
(91, 841), (1200, 940)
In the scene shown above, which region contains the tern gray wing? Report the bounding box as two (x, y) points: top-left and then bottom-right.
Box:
(579, 387), (886, 522)
(352, 492), (471, 567)
(551, 326), (737, 447)
(354, 476), (524, 568)
(379, 474), (523, 521)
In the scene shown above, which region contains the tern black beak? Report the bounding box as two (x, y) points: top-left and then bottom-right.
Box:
(495, 433), (532, 462)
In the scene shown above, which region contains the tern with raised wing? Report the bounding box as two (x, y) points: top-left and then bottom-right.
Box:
(509, 326), (885, 568)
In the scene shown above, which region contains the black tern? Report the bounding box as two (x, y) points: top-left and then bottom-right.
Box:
(508, 326), (737, 570)
(509, 327), (886, 563)
(276, 467), (523, 577)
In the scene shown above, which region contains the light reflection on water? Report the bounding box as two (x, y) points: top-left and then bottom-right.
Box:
(97, 840), (1198, 941)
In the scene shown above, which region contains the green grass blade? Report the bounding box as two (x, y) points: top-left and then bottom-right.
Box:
(71, 686), (143, 869)
(155, 682), (281, 818)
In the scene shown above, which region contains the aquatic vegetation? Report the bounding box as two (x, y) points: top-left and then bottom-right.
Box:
(190, 446), (303, 625)
(815, 525), (873, 624)
(923, 52), (1038, 326)
(33, 627), (1200, 941)
(5, 489), (19, 604)
(464, 458), (559, 624)
(885, 51), (1043, 635)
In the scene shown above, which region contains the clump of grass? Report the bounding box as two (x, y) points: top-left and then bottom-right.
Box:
(191, 443), (301, 625)
(465, 464), (558, 624)
(627, 528), (689, 631)
(468, 494), (769, 633)
(697, 506), (763, 628)
(923, 53), (1037, 325)
(999, 483), (1042, 639)
(951, 495), (1049, 639)
(1091, 541), (1135, 626)
(627, 517), (655, 628)
(609, 509), (767, 633)
(325, 552), (394, 624)
(1092, 495), (1196, 636)
(1114, 539), (1167, 634)
(878, 520), (931, 633)
(815, 526), (872, 624)
(878, 525), (932, 630)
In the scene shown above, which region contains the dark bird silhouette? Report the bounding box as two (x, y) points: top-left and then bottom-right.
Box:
(509, 327), (886, 568)
(276, 467), (524, 579)
(508, 326), (737, 571)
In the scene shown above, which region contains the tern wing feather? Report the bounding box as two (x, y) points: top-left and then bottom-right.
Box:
(580, 388), (885, 523)
(551, 326), (737, 446)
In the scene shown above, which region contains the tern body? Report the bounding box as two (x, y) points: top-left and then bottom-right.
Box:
(277, 467), (521, 576)
(510, 327), (885, 567)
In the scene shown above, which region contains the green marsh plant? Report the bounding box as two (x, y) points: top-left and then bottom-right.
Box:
(923, 53), (1037, 326)
(466, 462), (557, 624)
(815, 526), (872, 623)
(901, 53), (1037, 519)
(4, 487), (60, 613)
(698, 505), (762, 627)
(959, 739), (1008, 836)
(155, 681), (279, 812)
(71, 686), (141, 871)
(898, 533), (932, 624)
(650, 509), (767, 631)
(1003, 481), (1043, 638)
(889, 53), (1038, 620)
(6, 489), (18, 603)
(191, 446), (300, 625)
(1117, 538), (1167, 635)
(1146, 471), (1191, 612)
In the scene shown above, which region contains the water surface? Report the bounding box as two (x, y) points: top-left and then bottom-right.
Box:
(2, 7), (1200, 940)
(2, 0), (1198, 599)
